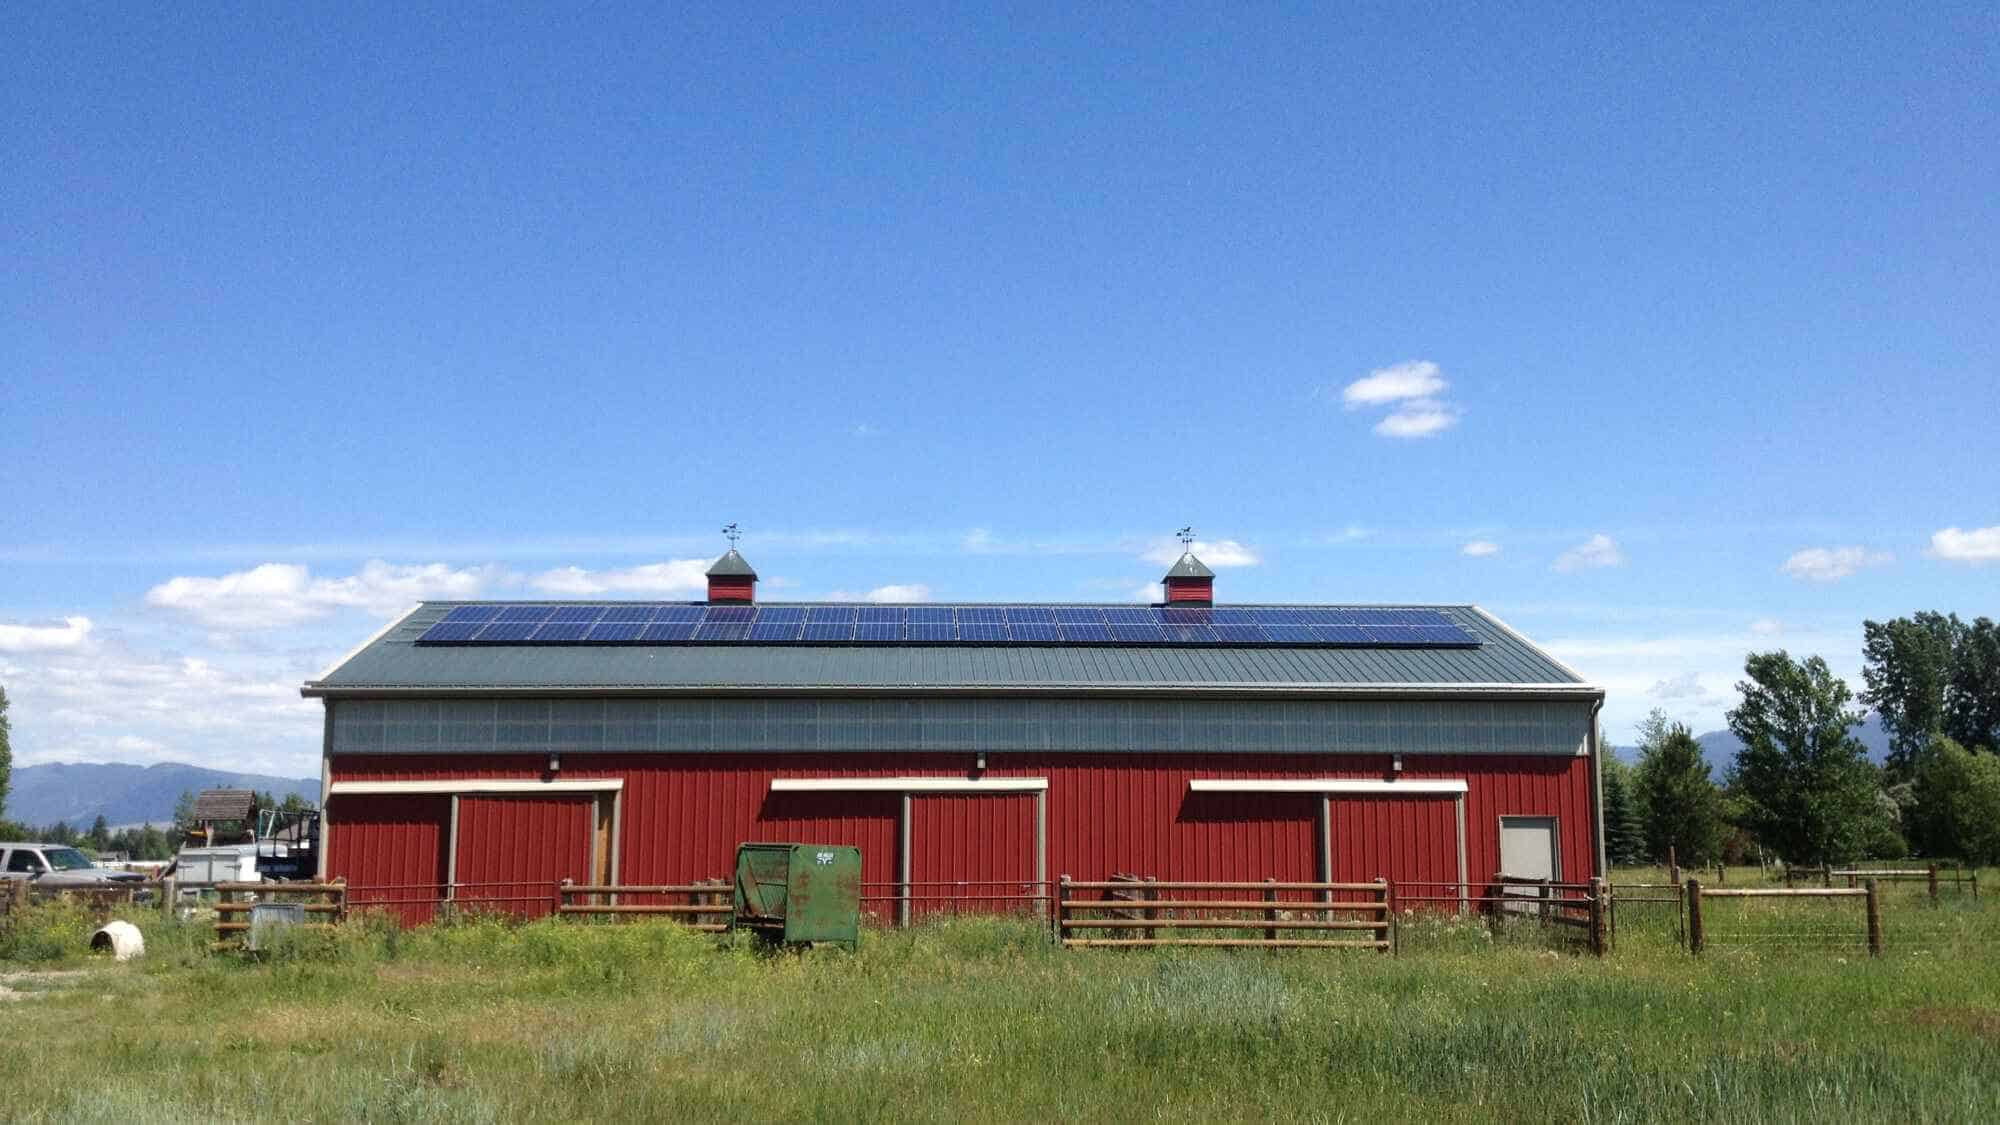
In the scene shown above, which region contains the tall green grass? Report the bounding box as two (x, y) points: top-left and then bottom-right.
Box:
(2, 888), (1996, 1122)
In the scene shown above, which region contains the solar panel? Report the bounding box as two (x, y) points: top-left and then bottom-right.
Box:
(584, 622), (645, 642)
(415, 603), (1479, 648)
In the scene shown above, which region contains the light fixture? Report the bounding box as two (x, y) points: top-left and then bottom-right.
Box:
(975, 752), (987, 771)
(549, 752), (562, 774)
(1391, 754), (1404, 773)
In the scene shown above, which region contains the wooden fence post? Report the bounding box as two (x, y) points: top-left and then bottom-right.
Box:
(1822, 864), (1832, 888)
(1715, 862), (1725, 885)
(1055, 875), (1070, 944)
(1686, 879), (1704, 955)
(1588, 877), (1607, 957)
(554, 878), (569, 919)
(1143, 876), (1157, 942)
(1263, 878), (1278, 943)
(1865, 878), (1883, 957)
(1667, 846), (1679, 887)
(1784, 865), (1795, 889)
(1377, 876), (1395, 956)
(1927, 865), (1939, 904)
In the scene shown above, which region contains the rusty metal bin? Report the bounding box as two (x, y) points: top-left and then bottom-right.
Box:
(732, 843), (862, 949)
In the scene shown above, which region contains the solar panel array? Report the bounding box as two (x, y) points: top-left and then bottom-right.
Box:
(415, 604), (1479, 647)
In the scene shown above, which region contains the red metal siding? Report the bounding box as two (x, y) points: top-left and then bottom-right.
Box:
(328, 750), (1597, 919)
(706, 577), (755, 602)
(909, 794), (1037, 918)
(1163, 578), (1213, 603)
(328, 794), (450, 925)
(454, 795), (594, 918)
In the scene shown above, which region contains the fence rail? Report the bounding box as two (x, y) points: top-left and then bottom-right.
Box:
(555, 879), (732, 931)
(1055, 876), (1396, 951)
(211, 881), (347, 951)
(1688, 878), (1882, 956)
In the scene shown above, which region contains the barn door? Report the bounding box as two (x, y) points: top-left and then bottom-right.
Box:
(330, 795), (451, 926)
(453, 795), (595, 918)
(908, 794), (1038, 921)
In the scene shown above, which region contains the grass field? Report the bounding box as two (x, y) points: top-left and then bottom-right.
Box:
(2, 870), (1997, 1123)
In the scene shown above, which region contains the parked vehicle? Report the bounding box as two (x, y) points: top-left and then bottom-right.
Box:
(0, 842), (150, 888)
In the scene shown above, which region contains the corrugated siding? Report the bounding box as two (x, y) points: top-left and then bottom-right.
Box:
(328, 794), (450, 925)
(909, 794), (1038, 918)
(454, 795), (593, 918)
(315, 604), (1586, 690)
(330, 751), (1597, 917)
(331, 696), (1592, 757)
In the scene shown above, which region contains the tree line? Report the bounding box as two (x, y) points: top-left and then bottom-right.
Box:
(1603, 612), (2000, 868)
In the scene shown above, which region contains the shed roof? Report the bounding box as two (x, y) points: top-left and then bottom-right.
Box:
(191, 790), (255, 821)
(1162, 552), (1215, 579)
(704, 550), (758, 578)
(306, 603), (1593, 698)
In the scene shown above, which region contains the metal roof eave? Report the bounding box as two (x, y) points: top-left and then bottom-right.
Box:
(300, 680), (1603, 701)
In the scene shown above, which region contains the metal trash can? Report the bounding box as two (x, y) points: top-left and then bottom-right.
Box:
(247, 901), (306, 952)
(732, 843), (862, 949)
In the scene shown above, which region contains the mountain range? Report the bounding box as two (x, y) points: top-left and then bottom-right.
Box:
(3, 761), (319, 830)
(1609, 714), (1894, 775)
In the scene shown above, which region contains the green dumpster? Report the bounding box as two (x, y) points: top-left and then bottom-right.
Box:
(732, 843), (862, 949)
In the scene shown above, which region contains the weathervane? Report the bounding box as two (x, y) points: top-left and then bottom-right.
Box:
(722, 522), (742, 549)
(1177, 526), (1196, 551)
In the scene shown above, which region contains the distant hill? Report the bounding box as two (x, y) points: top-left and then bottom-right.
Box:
(1693, 713), (1893, 777)
(4, 762), (319, 829)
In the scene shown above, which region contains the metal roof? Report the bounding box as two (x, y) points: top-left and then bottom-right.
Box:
(704, 550), (758, 578)
(1162, 552), (1214, 579)
(306, 603), (1593, 698)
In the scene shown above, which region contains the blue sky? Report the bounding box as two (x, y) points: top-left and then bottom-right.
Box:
(4, 6), (1996, 775)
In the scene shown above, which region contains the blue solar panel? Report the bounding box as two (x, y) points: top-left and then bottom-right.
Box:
(422, 622), (485, 641)
(533, 622), (592, 641)
(415, 603), (1478, 648)
(584, 621), (645, 642)
(1211, 624), (1268, 643)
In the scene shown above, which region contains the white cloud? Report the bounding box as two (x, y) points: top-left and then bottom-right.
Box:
(1140, 538), (1261, 567)
(529, 559), (709, 596)
(1129, 583), (1164, 603)
(1749, 618), (1783, 636)
(1461, 540), (1501, 558)
(1929, 525), (2000, 563)
(1552, 534), (1624, 573)
(147, 561), (510, 629)
(0, 616), (94, 652)
(1647, 671), (1710, 701)
(1779, 546), (1892, 583)
(1374, 399), (1462, 438)
(862, 584), (931, 603)
(1341, 360), (1447, 407)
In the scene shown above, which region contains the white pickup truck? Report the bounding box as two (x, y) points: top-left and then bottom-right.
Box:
(0, 842), (151, 889)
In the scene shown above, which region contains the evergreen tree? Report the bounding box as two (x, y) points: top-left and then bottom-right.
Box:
(1727, 651), (1883, 865)
(1632, 711), (1726, 865)
(1601, 759), (1646, 867)
(88, 814), (111, 852)
(171, 790), (197, 840)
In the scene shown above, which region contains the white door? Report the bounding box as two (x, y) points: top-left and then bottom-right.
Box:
(1499, 817), (1559, 912)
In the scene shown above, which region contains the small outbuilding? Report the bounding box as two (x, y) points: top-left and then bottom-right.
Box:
(304, 548), (1604, 923)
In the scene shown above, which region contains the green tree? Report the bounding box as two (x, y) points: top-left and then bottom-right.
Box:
(0, 684), (11, 823)
(1601, 754), (1646, 867)
(87, 814), (111, 852)
(171, 790), (197, 839)
(1908, 736), (2000, 864)
(1727, 651), (1882, 865)
(1632, 710), (1726, 865)
(1862, 612), (1959, 777)
(1947, 617), (2000, 753)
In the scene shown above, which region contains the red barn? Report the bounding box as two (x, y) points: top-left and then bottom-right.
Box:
(304, 549), (1604, 923)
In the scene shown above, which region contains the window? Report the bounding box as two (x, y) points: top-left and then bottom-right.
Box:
(6, 849), (46, 873)
(44, 847), (94, 871)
